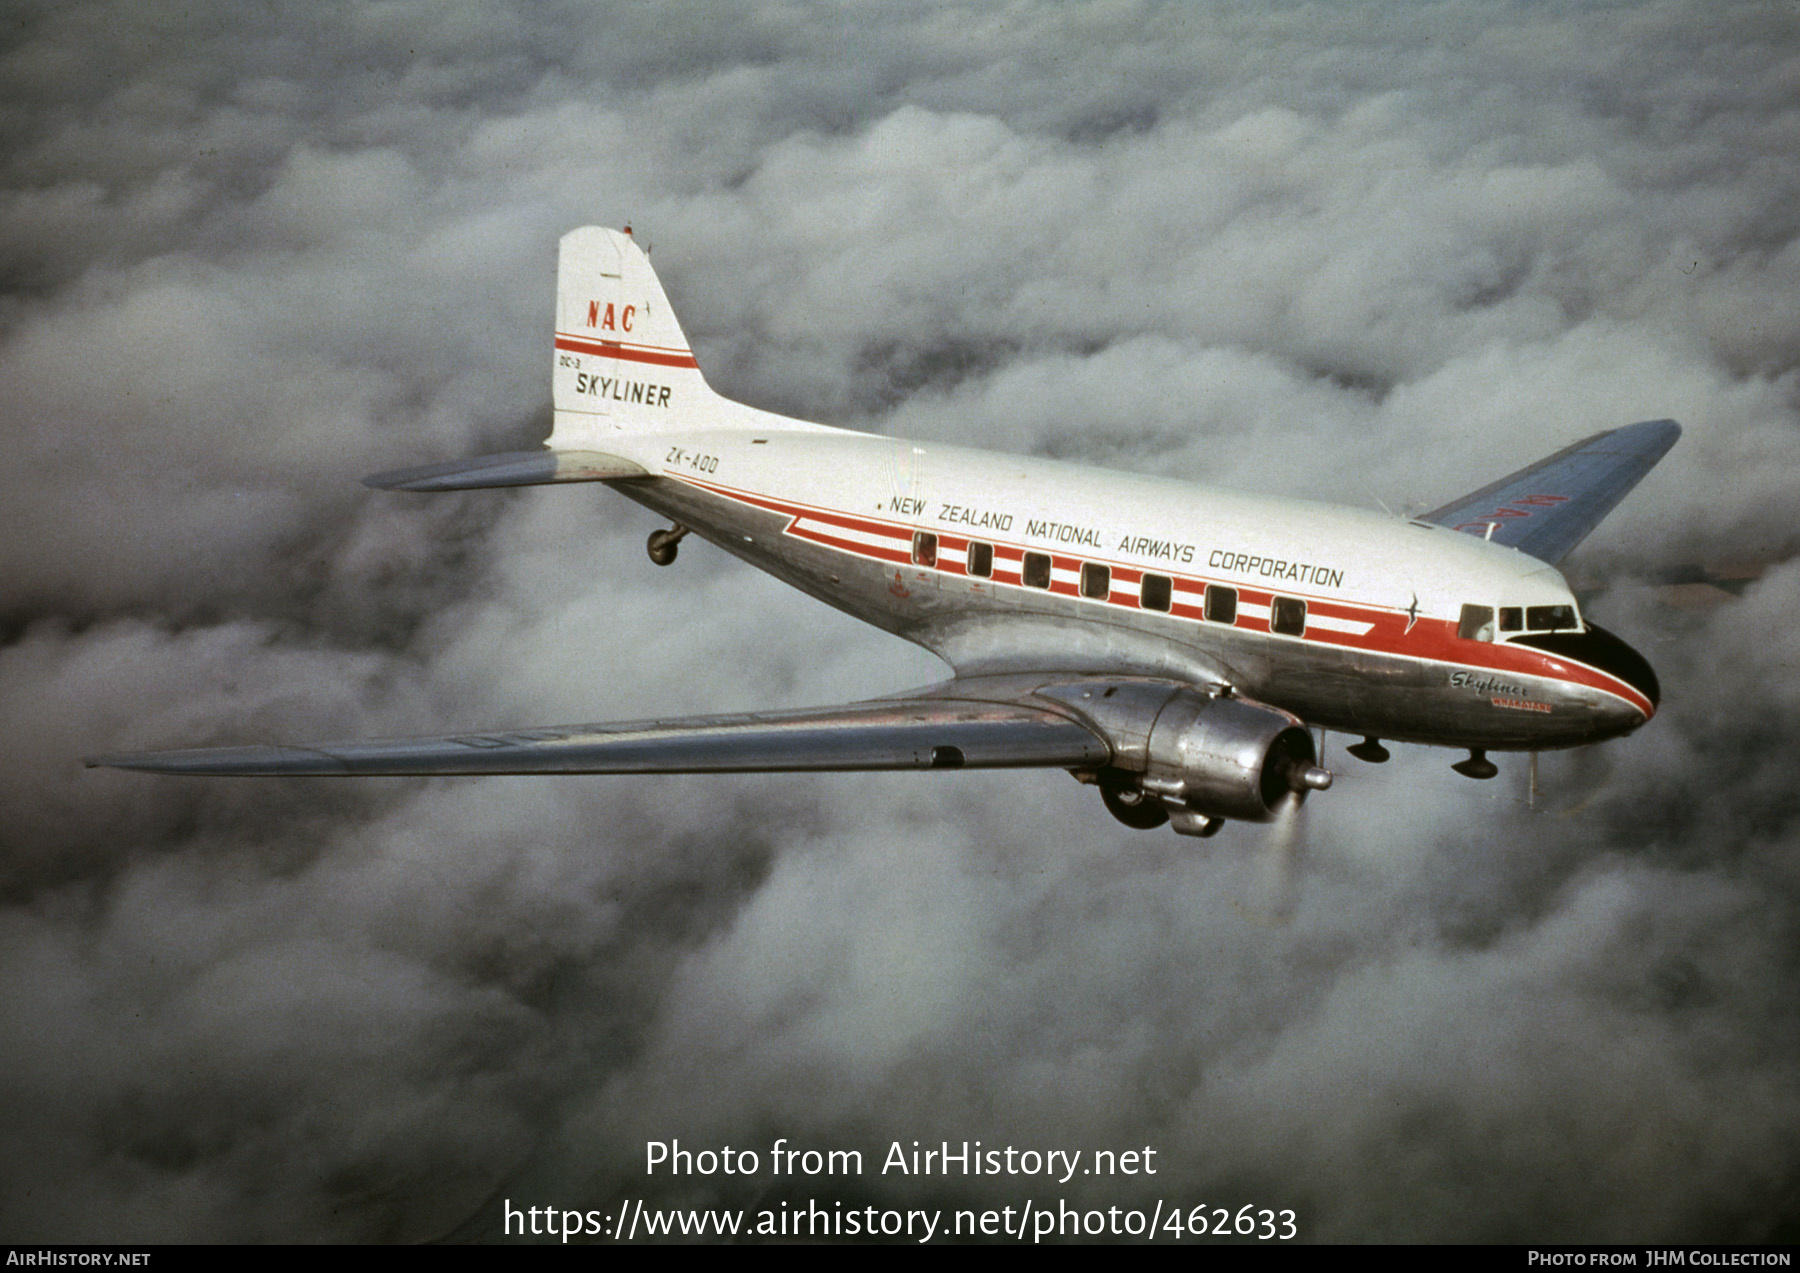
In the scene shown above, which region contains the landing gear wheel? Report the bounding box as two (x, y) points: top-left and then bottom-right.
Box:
(1101, 782), (1170, 830)
(647, 525), (687, 566)
(1452, 748), (1499, 780)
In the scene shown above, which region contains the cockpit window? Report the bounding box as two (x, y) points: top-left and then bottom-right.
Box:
(1458, 604), (1495, 642)
(1494, 603), (1580, 637)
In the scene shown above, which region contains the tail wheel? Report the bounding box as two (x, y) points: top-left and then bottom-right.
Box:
(1101, 781), (1170, 830)
(647, 524), (688, 566)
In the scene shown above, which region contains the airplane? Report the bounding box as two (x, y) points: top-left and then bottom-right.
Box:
(88, 225), (1680, 840)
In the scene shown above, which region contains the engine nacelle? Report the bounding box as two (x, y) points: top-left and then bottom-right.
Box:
(1036, 680), (1331, 832)
(1135, 689), (1320, 822)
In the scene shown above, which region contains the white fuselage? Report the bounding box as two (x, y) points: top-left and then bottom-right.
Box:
(581, 423), (1654, 752)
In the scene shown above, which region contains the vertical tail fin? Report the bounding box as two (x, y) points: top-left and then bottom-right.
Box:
(549, 225), (830, 447)
(366, 226), (822, 493)
(549, 226), (717, 446)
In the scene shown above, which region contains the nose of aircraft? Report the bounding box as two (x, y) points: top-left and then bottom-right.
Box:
(1584, 623), (1661, 718)
(1600, 680), (1654, 734)
(1513, 623), (1660, 730)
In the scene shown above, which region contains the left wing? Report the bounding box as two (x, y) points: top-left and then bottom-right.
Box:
(85, 693), (1111, 776)
(1423, 418), (1680, 564)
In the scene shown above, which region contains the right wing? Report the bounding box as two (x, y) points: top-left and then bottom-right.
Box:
(85, 693), (1112, 776)
(1422, 418), (1681, 564)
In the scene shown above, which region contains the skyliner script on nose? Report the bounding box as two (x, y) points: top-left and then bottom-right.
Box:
(90, 224), (1678, 844)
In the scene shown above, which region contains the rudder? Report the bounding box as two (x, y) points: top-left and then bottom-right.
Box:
(550, 226), (717, 446)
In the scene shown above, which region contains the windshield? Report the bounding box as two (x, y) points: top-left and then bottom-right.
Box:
(1499, 603), (1580, 635)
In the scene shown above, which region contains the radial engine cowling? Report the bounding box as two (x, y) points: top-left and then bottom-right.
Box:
(1136, 690), (1325, 823)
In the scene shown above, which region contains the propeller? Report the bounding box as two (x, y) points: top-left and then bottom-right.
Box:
(1252, 790), (1307, 922)
(1239, 736), (1328, 924)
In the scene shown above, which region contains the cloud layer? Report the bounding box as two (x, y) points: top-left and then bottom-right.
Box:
(4, 0), (1799, 1243)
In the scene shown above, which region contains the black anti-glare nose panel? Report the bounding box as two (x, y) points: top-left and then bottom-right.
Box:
(1512, 624), (1660, 709)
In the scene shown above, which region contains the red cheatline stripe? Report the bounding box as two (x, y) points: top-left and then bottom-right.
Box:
(685, 476), (912, 542)
(556, 332), (691, 356)
(793, 507), (913, 540)
(671, 473), (1652, 716)
(687, 477), (914, 563)
(554, 335), (699, 369)
(792, 527), (910, 565)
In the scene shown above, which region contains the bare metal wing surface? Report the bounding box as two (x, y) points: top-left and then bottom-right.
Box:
(1423, 418), (1681, 564)
(85, 693), (1111, 777)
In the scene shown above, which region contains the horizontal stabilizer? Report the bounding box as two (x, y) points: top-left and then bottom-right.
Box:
(87, 697), (1111, 777)
(362, 449), (648, 492)
(1423, 418), (1681, 564)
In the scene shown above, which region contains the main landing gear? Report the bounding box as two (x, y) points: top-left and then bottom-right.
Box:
(1347, 736), (1496, 780)
(1100, 779), (1169, 830)
(647, 523), (689, 566)
(1452, 748), (1499, 780)
(1098, 779), (1225, 836)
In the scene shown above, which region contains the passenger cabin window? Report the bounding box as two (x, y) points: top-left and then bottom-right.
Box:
(1527, 604), (1576, 631)
(1140, 573), (1172, 613)
(911, 531), (938, 568)
(1499, 607), (1523, 632)
(1458, 603), (1496, 642)
(966, 541), (993, 578)
(1205, 586), (1238, 625)
(1080, 562), (1110, 600)
(1271, 596), (1306, 636)
(1022, 551), (1052, 589)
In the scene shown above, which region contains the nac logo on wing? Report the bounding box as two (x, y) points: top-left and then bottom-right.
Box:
(1453, 492), (1568, 535)
(587, 301), (636, 332)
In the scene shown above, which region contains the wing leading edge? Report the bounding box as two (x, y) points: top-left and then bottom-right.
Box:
(86, 695), (1111, 777)
(1423, 418), (1680, 564)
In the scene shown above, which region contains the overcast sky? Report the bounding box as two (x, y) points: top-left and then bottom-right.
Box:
(4, 0), (1799, 1244)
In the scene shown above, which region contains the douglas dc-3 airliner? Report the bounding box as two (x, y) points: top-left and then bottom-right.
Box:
(92, 227), (1679, 838)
